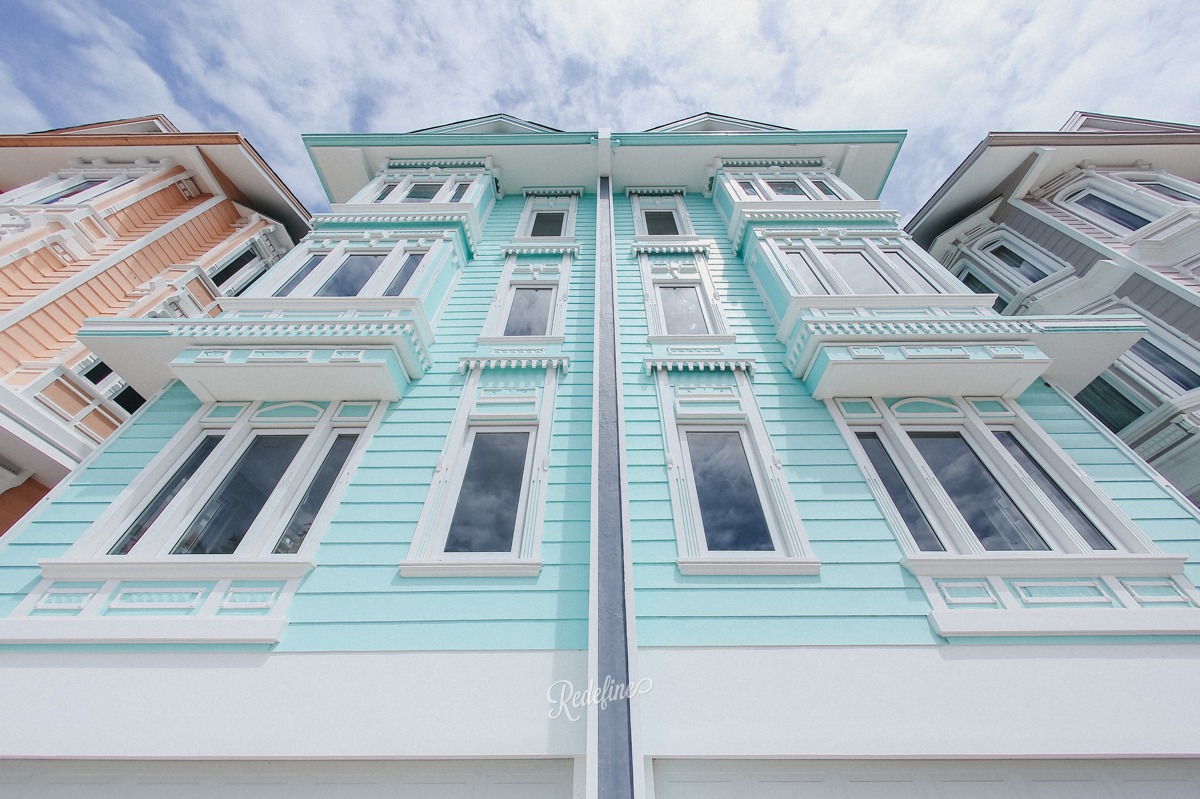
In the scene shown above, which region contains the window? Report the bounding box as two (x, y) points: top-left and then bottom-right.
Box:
(39, 179), (108, 204)
(402, 368), (558, 576)
(503, 287), (555, 336)
(270, 244), (428, 299)
(726, 172), (851, 201)
(479, 253), (570, 341)
(1073, 192), (1151, 231)
(657, 370), (818, 575)
(1131, 179), (1200, 203)
(631, 193), (692, 237)
(960, 272), (1009, 313)
(639, 251), (728, 340)
(1129, 339), (1200, 392)
(516, 193), (577, 239)
(84, 401), (374, 563)
(209, 249), (259, 289)
(783, 243), (943, 296)
(1058, 181), (1162, 236)
(112, 385), (146, 415)
(842, 397), (1139, 559)
(1074, 377), (1146, 434)
(988, 243), (1051, 283)
(363, 174), (478, 205)
(659, 286), (709, 334)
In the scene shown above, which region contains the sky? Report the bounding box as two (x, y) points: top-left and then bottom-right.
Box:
(3, 0), (1199, 221)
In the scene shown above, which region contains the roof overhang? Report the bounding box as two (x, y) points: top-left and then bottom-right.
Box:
(303, 129), (906, 202)
(0, 133), (310, 241)
(907, 131), (1200, 249)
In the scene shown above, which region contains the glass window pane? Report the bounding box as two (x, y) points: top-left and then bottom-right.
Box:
(109, 435), (223, 555)
(274, 255), (324, 297)
(1131, 339), (1200, 391)
(767, 180), (807, 197)
(685, 430), (774, 552)
(315, 254), (387, 297)
(659, 286), (709, 334)
(382, 253), (425, 297)
(1135, 181), (1200, 203)
(910, 432), (1049, 552)
(172, 435), (306, 555)
(113, 386), (146, 414)
(786, 252), (830, 295)
(884, 251), (938, 291)
(1075, 193), (1151, 230)
(994, 431), (1115, 551)
(373, 183), (397, 203)
(825, 251), (897, 294)
(1074, 377), (1144, 433)
(82, 360), (112, 384)
(403, 183), (442, 203)
(41, 179), (107, 204)
(531, 212), (565, 237)
(445, 431), (531, 553)
(990, 244), (1050, 282)
(811, 179), (839, 197)
(503, 288), (554, 336)
(738, 181), (759, 197)
(274, 434), (359, 554)
(450, 182), (471, 202)
(961, 272), (1009, 312)
(856, 433), (944, 551)
(210, 249), (257, 287)
(644, 210), (679, 236)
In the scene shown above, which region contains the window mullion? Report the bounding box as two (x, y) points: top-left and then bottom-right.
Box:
(246, 417), (334, 557)
(860, 239), (911, 292)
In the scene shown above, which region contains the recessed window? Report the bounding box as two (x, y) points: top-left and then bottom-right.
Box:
(82, 360), (113, 385)
(382, 253), (425, 297)
(684, 430), (773, 552)
(737, 180), (759, 197)
(659, 286), (709, 334)
(402, 183), (443, 203)
(766, 180), (807, 197)
(272, 246), (430, 299)
(210, 249), (259, 288)
(644, 210), (680, 236)
(961, 272), (1009, 312)
(990, 243), (1050, 282)
(373, 183), (398, 203)
(823, 251), (897, 294)
(1073, 192), (1152, 231)
(811, 179), (840, 198)
(1074, 377), (1145, 433)
(503, 287), (555, 336)
(531, 211), (566, 237)
(444, 431), (533, 553)
(1133, 180), (1200, 203)
(783, 244), (945, 296)
(1130, 339), (1200, 392)
(113, 385), (146, 414)
(315, 254), (388, 297)
(450, 182), (472, 202)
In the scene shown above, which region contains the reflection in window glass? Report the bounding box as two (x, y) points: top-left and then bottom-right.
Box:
(685, 430), (774, 551)
(644, 210), (679, 236)
(403, 183), (442, 203)
(1075, 377), (1144, 433)
(531, 212), (565, 237)
(450, 182), (471, 202)
(825, 251), (896, 294)
(274, 434), (359, 554)
(382, 253), (424, 297)
(373, 183), (397, 203)
(990, 244), (1050, 282)
(503, 288), (554, 336)
(41, 179), (108, 204)
(910, 432), (1048, 552)
(315, 254), (387, 297)
(210, 249), (257, 287)
(109, 435), (223, 555)
(274, 255), (324, 297)
(445, 431), (531, 553)
(856, 433), (944, 551)
(738, 181), (759, 197)
(173, 435), (306, 555)
(767, 180), (807, 197)
(1075, 193), (1151, 230)
(1131, 339), (1200, 391)
(994, 431), (1114, 551)
(811, 179), (840, 197)
(786, 251), (830, 295)
(1133, 181), (1200, 203)
(659, 286), (709, 334)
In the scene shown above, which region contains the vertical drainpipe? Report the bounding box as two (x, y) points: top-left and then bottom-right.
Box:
(587, 128), (638, 799)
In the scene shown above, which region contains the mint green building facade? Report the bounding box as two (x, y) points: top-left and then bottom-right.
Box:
(1, 113), (1199, 797)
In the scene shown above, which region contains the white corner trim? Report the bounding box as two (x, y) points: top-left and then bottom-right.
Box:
(677, 556), (821, 576)
(901, 554), (1189, 579)
(398, 559), (542, 578)
(0, 616), (286, 644)
(931, 607), (1200, 637)
(38, 558), (316, 581)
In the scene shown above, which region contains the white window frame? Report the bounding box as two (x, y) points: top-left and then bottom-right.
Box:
(631, 192), (694, 238)
(478, 253), (571, 342)
(775, 237), (948, 296)
(1054, 176), (1168, 237)
(262, 240), (431, 298)
(515, 193), (578, 240)
(353, 172), (482, 206)
(1109, 170), (1200, 206)
(724, 170), (855, 202)
(53, 399), (380, 576)
(401, 366), (558, 576)
(967, 231), (1064, 295)
(657, 369), (818, 575)
(207, 242), (271, 297)
(1078, 297), (1200, 403)
(639, 251), (730, 340)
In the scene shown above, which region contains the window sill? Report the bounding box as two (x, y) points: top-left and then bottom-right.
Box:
(0, 617), (286, 645)
(677, 556), (821, 576)
(38, 557), (316, 581)
(901, 553), (1188, 579)
(399, 559), (543, 578)
(930, 607), (1200, 638)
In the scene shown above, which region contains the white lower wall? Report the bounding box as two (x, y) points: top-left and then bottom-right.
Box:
(637, 645), (1200, 757)
(0, 650), (586, 758)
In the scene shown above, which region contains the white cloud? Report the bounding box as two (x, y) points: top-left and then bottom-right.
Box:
(3, 0), (1199, 217)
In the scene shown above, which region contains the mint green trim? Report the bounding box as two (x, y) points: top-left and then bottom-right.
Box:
(303, 139), (337, 204)
(303, 132), (599, 148)
(875, 130), (908, 197)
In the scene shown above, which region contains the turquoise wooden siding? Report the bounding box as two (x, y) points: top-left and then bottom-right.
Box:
(619, 194), (938, 647)
(279, 193), (595, 652)
(0, 383), (203, 620)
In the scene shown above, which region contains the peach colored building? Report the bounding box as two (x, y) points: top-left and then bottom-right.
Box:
(0, 116), (308, 533)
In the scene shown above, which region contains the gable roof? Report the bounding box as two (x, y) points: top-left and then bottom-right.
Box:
(30, 115), (180, 135)
(407, 114), (563, 135)
(645, 112), (796, 133)
(1061, 111), (1200, 134)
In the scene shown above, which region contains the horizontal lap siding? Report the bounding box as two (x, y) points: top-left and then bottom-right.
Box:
(281, 194), (594, 652)
(621, 195), (934, 648)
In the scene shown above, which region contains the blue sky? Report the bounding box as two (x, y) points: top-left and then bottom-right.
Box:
(3, 0), (1199, 219)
